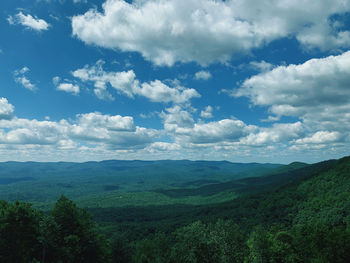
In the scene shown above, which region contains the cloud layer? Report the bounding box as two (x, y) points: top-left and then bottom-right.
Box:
(72, 0), (350, 66)
(0, 96), (347, 162)
(0, 111), (155, 149)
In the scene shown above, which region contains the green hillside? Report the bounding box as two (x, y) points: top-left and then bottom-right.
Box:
(90, 156), (350, 262)
(1, 156), (349, 262)
(0, 160), (281, 209)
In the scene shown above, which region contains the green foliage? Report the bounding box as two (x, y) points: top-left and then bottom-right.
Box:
(0, 160), (281, 209)
(245, 226), (273, 263)
(0, 197), (112, 263)
(113, 156), (350, 262)
(170, 220), (247, 263)
(133, 233), (169, 263)
(50, 195), (111, 263)
(0, 200), (41, 263)
(291, 222), (350, 263)
(1, 156), (350, 262)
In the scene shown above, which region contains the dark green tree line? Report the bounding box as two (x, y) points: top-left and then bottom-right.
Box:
(0, 196), (111, 263)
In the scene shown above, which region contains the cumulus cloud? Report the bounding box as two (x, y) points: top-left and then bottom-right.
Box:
(72, 61), (200, 103)
(240, 122), (305, 146)
(139, 80), (200, 103)
(200, 106), (213, 118)
(295, 131), (343, 145)
(73, 112), (135, 133)
(8, 12), (50, 31)
(0, 98), (14, 120)
(161, 105), (256, 144)
(0, 118), (67, 145)
(249, 60), (274, 72)
(14, 67), (37, 91)
(0, 111), (156, 150)
(72, 0), (350, 66)
(147, 142), (181, 152)
(195, 70), (212, 81)
(160, 105), (195, 134)
(57, 83), (80, 95)
(53, 76), (80, 95)
(0, 99), (345, 162)
(159, 104), (320, 154)
(235, 50), (350, 132)
(186, 119), (256, 144)
(69, 112), (156, 148)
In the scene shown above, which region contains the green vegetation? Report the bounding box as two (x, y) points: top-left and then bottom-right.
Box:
(1, 156), (350, 262)
(0, 196), (110, 263)
(0, 160), (280, 209)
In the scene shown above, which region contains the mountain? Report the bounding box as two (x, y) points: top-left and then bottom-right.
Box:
(0, 160), (281, 208)
(1, 156), (349, 262)
(91, 156), (350, 262)
(90, 156), (348, 239)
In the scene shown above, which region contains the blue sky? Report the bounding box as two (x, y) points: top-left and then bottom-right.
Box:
(1, 0), (350, 163)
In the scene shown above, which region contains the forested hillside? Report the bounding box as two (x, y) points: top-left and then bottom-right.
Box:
(124, 157), (350, 262)
(1, 156), (350, 262)
(0, 160), (280, 209)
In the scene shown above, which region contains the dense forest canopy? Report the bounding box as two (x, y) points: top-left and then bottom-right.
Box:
(0, 156), (350, 262)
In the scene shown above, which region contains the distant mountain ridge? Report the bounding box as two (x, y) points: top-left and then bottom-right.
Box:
(90, 156), (350, 243)
(0, 159), (282, 209)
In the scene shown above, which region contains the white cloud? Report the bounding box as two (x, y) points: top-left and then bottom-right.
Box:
(52, 76), (60, 86)
(57, 139), (77, 150)
(0, 102), (346, 162)
(74, 112), (135, 133)
(160, 105), (195, 133)
(72, 61), (200, 103)
(240, 122), (305, 146)
(139, 80), (200, 103)
(110, 70), (139, 98)
(69, 112), (156, 149)
(296, 20), (350, 51)
(72, 0), (350, 66)
(194, 70), (212, 81)
(8, 12), (50, 31)
(147, 142), (181, 152)
(14, 67), (37, 91)
(295, 131), (343, 145)
(161, 105), (256, 144)
(0, 118), (67, 145)
(235, 50), (350, 133)
(249, 60), (274, 72)
(187, 119), (256, 144)
(57, 83), (80, 95)
(160, 104), (317, 154)
(200, 105), (213, 118)
(0, 98), (14, 120)
(0, 112), (156, 150)
(53, 76), (80, 95)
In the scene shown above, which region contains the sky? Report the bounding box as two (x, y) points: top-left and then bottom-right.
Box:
(1, 0), (350, 163)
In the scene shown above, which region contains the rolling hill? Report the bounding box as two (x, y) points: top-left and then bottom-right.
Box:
(0, 160), (281, 208)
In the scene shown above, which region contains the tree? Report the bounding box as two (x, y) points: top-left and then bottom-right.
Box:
(245, 226), (272, 263)
(169, 220), (247, 263)
(51, 195), (111, 263)
(0, 200), (41, 263)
